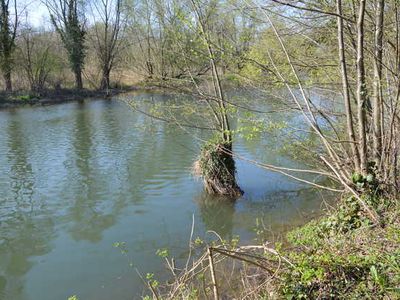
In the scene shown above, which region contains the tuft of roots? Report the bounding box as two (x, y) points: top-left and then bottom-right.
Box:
(193, 141), (243, 198)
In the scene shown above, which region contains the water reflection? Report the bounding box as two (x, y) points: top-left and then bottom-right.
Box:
(196, 193), (235, 239)
(0, 111), (55, 300)
(6, 114), (35, 206)
(0, 96), (333, 300)
(67, 103), (117, 242)
(0, 202), (54, 300)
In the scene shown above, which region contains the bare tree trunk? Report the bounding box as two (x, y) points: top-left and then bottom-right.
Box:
(4, 68), (12, 92)
(75, 68), (83, 89)
(337, 0), (360, 173)
(0, 0), (17, 92)
(101, 71), (110, 90)
(396, 1), (400, 73)
(89, 0), (122, 91)
(373, 0), (385, 168)
(100, 67), (111, 94)
(356, 0), (368, 174)
(145, 0), (154, 78)
(190, 0), (230, 144)
(146, 61), (154, 78)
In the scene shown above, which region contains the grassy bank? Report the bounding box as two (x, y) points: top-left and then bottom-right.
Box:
(281, 195), (399, 299)
(148, 195), (399, 299)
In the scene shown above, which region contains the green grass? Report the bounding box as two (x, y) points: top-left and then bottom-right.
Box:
(280, 196), (400, 299)
(11, 94), (39, 101)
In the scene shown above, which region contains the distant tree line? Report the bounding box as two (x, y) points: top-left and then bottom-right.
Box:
(0, 0), (399, 215)
(0, 0), (260, 93)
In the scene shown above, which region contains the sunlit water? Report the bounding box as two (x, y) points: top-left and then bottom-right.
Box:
(0, 92), (332, 300)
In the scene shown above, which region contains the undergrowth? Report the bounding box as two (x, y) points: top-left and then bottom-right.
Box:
(282, 194), (400, 299)
(148, 192), (399, 299)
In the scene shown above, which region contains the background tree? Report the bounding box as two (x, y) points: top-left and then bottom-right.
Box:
(124, 0), (215, 80)
(45, 0), (86, 89)
(88, 0), (124, 92)
(0, 0), (18, 91)
(17, 26), (63, 93)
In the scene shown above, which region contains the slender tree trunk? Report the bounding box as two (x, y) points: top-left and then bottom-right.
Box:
(146, 2), (153, 79)
(4, 69), (12, 92)
(356, 0), (368, 174)
(190, 0), (241, 197)
(146, 61), (154, 78)
(373, 0), (385, 168)
(100, 68), (110, 93)
(75, 68), (83, 90)
(396, 2), (400, 73)
(336, 0), (361, 173)
(193, 1), (230, 144)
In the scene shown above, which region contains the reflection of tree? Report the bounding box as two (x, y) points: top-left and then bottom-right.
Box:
(98, 100), (124, 147)
(196, 192), (235, 239)
(124, 99), (199, 198)
(68, 102), (117, 243)
(0, 112), (55, 300)
(0, 216), (55, 297)
(65, 100), (200, 243)
(0, 275), (6, 297)
(6, 114), (35, 205)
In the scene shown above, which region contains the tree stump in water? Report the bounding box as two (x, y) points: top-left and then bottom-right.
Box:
(193, 141), (243, 198)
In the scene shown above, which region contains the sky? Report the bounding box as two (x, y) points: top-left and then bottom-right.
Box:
(21, 0), (50, 27)
(20, 0), (105, 28)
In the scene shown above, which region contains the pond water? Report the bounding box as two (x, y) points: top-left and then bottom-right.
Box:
(0, 92), (332, 300)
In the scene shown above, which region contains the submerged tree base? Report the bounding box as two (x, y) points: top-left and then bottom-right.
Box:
(193, 140), (243, 198)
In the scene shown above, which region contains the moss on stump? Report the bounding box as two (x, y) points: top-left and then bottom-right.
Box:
(193, 140), (243, 198)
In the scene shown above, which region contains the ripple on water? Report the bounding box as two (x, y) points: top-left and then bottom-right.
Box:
(0, 98), (332, 300)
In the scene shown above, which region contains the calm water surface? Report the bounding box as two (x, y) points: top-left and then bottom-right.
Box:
(0, 92), (330, 300)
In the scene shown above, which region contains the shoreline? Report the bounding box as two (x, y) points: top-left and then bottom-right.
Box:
(0, 86), (161, 109)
